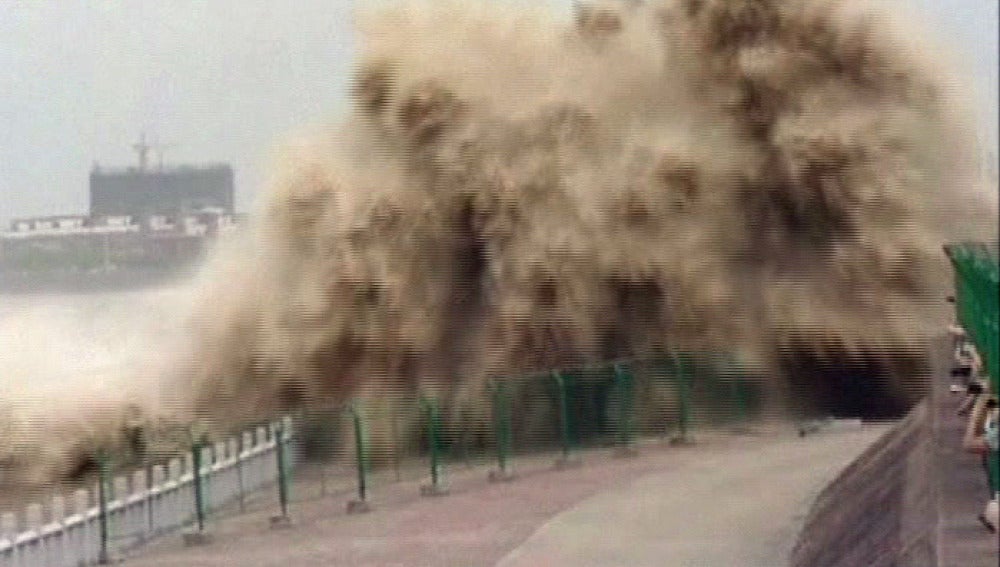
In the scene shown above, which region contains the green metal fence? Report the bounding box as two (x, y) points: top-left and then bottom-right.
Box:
(944, 243), (1000, 392)
(1, 353), (760, 554)
(274, 354), (762, 515)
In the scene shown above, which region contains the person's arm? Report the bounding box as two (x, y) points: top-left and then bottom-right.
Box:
(964, 394), (991, 454)
(958, 392), (978, 416)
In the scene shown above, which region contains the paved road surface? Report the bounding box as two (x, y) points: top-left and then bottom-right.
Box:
(499, 424), (889, 567)
(124, 424), (888, 566)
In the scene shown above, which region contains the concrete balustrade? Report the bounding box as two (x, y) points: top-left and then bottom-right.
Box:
(73, 490), (89, 515)
(168, 458), (183, 480)
(50, 496), (65, 524)
(133, 470), (148, 494)
(24, 504), (42, 530)
(152, 464), (167, 485)
(216, 441), (229, 463)
(0, 515), (13, 566)
(0, 417), (295, 567)
(113, 476), (129, 500)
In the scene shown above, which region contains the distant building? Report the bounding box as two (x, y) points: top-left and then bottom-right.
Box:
(89, 163), (234, 218)
(0, 136), (242, 283)
(4, 210), (238, 240)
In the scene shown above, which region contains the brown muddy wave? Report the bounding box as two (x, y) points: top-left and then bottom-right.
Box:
(3, 0), (997, 489)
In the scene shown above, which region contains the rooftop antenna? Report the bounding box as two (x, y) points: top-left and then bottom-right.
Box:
(150, 138), (178, 171)
(132, 132), (151, 171)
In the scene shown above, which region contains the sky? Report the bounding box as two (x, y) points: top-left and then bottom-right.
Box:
(1, 0), (996, 224)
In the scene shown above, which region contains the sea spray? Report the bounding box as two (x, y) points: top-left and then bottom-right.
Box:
(2, 0), (997, 491)
(184, 0), (993, 418)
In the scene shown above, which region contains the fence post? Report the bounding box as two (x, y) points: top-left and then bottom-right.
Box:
(731, 376), (749, 433)
(672, 354), (693, 445)
(553, 371), (581, 469)
(269, 420), (293, 528)
(347, 402), (372, 513)
(390, 399), (402, 482)
(236, 433), (246, 513)
(181, 429), (214, 546)
(489, 379), (517, 482)
(145, 461), (155, 538)
(192, 436), (207, 532)
(420, 397), (449, 496)
(96, 450), (112, 564)
(720, 353), (750, 433)
(614, 363), (638, 456)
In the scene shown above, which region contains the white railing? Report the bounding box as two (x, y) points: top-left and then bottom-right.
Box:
(0, 417), (297, 567)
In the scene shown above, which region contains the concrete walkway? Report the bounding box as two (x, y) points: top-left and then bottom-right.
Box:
(121, 422), (888, 566)
(930, 337), (1000, 566)
(498, 424), (890, 567)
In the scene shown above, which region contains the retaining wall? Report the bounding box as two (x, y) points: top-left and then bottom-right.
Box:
(792, 338), (999, 566)
(790, 401), (936, 566)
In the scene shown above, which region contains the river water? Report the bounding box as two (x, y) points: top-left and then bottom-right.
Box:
(0, 287), (190, 393)
(0, 285), (199, 488)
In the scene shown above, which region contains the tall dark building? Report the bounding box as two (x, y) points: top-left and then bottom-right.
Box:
(89, 163), (235, 218)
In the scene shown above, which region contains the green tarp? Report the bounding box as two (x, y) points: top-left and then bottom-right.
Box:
(944, 242), (1000, 393)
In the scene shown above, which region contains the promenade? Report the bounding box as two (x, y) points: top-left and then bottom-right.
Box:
(123, 423), (887, 566)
